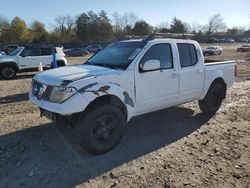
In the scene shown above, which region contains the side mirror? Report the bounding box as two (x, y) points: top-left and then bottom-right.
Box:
(141, 60), (160, 71)
(20, 53), (26, 57)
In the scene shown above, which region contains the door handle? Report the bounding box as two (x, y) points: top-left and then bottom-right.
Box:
(170, 73), (178, 78)
(196, 69), (203, 73)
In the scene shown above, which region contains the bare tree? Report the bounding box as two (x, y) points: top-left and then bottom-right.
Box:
(249, 14), (250, 30)
(157, 21), (169, 30)
(112, 11), (122, 34)
(123, 12), (138, 28)
(54, 15), (75, 42)
(112, 12), (138, 36)
(191, 22), (205, 33)
(205, 14), (226, 35)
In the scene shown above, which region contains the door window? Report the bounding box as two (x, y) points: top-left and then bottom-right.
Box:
(177, 44), (198, 67)
(21, 48), (40, 57)
(140, 43), (173, 71)
(41, 48), (53, 56)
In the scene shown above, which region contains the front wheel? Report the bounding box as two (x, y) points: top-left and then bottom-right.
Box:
(0, 65), (16, 79)
(75, 104), (126, 154)
(199, 82), (224, 115)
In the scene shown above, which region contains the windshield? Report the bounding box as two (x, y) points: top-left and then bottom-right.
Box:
(9, 47), (22, 56)
(86, 41), (145, 69)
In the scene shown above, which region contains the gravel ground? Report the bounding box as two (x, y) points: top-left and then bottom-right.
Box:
(0, 43), (249, 188)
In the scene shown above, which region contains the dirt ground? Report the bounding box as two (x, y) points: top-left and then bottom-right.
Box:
(0, 43), (249, 188)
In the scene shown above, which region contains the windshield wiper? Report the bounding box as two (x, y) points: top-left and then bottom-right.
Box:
(85, 62), (127, 70)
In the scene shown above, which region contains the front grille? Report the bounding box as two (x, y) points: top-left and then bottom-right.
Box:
(32, 80), (51, 101)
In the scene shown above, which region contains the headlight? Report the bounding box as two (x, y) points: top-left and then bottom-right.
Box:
(49, 86), (77, 103)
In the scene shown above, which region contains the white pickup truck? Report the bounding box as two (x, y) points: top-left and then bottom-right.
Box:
(29, 33), (237, 154)
(0, 46), (67, 79)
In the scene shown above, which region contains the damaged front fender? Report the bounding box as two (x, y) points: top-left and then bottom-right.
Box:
(78, 82), (135, 121)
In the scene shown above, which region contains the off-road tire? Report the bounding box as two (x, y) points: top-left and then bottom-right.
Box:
(199, 82), (224, 115)
(0, 65), (16, 79)
(75, 104), (126, 155)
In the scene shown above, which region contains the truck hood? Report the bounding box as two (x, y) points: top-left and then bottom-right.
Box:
(34, 64), (122, 86)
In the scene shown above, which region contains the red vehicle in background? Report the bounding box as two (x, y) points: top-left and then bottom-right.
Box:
(237, 44), (250, 52)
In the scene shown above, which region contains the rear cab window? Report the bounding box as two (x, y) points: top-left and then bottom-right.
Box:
(177, 43), (198, 68)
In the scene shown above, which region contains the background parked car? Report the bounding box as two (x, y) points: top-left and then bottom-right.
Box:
(64, 48), (88, 57)
(208, 38), (218, 43)
(225, 38), (235, 43)
(0, 45), (67, 79)
(239, 38), (249, 43)
(86, 45), (103, 53)
(203, 46), (223, 55)
(217, 38), (226, 43)
(237, 44), (250, 52)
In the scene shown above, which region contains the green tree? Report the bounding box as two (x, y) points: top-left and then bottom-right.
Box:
(97, 10), (113, 41)
(29, 21), (48, 43)
(170, 17), (187, 33)
(76, 10), (113, 42)
(9, 16), (29, 43)
(132, 20), (152, 36)
(75, 12), (90, 42)
(0, 16), (10, 43)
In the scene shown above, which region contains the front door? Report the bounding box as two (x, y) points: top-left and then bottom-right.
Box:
(135, 43), (179, 114)
(18, 47), (40, 69)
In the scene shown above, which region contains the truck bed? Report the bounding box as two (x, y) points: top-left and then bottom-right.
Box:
(201, 60), (236, 100)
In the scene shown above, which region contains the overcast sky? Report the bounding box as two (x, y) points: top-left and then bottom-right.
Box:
(0, 0), (249, 29)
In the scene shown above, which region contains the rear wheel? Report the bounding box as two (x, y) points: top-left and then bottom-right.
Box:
(57, 60), (66, 67)
(199, 82), (224, 115)
(0, 65), (16, 79)
(74, 104), (126, 154)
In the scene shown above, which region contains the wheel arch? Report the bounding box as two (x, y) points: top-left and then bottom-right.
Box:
(56, 60), (67, 66)
(200, 77), (227, 100)
(0, 61), (20, 72)
(211, 78), (227, 99)
(82, 94), (128, 120)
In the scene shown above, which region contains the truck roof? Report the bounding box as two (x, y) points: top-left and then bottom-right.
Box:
(118, 33), (196, 44)
(120, 38), (196, 44)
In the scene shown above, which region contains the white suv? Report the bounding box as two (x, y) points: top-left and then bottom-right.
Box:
(0, 46), (67, 79)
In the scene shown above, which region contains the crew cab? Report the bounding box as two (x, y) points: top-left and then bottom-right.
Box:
(0, 46), (67, 79)
(29, 33), (236, 154)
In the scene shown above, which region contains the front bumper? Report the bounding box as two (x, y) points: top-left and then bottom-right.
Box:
(29, 91), (89, 115)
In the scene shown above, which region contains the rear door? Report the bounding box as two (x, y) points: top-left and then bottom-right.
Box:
(17, 47), (40, 69)
(40, 48), (53, 68)
(177, 43), (204, 102)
